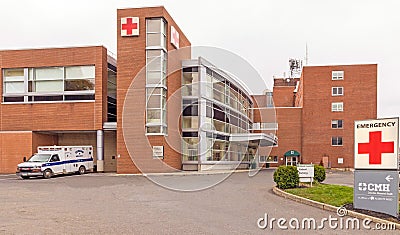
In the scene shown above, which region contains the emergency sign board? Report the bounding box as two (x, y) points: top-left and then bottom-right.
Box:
(354, 117), (399, 170)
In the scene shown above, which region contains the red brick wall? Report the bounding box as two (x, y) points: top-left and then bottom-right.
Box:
(0, 46), (108, 131)
(272, 86), (296, 107)
(0, 132), (33, 173)
(294, 73), (303, 107)
(117, 7), (191, 173)
(269, 107), (302, 165)
(32, 133), (58, 153)
(0, 132), (59, 173)
(300, 64), (377, 168)
(252, 95), (267, 108)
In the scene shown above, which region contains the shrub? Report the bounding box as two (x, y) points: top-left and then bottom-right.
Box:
(314, 165), (326, 183)
(273, 166), (299, 189)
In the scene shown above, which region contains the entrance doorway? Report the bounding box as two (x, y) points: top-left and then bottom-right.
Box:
(286, 156), (298, 166)
(284, 150), (301, 166)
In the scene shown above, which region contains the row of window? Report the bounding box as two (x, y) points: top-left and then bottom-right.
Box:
(3, 66), (96, 102)
(182, 99), (251, 134)
(182, 66), (253, 119)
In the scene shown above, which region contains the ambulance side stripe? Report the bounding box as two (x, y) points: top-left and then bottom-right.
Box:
(42, 158), (94, 167)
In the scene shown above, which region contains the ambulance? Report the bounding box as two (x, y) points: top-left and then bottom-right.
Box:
(16, 146), (94, 179)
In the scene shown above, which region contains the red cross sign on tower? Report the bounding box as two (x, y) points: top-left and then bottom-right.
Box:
(121, 17), (139, 36)
(171, 26), (180, 49)
(354, 118), (399, 169)
(358, 131), (394, 164)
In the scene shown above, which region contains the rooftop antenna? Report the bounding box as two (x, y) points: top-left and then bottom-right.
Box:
(289, 58), (302, 78)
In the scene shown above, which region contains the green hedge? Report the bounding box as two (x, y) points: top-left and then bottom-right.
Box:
(314, 165), (326, 183)
(273, 166), (299, 189)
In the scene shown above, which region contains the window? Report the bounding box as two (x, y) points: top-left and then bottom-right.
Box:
(65, 66), (95, 91)
(332, 87), (343, 96)
(146, 18), (167, 49)
(182, 137), (199, 161)
(332, 136), (343, 146)
(251, 122), (278, 130)
(331, 102), (343, 112)
(3, 68), (25, 94)
(266, 92), (274, 107)
(260, 156), (278, 163)
(182, 67), (199, 96)
(332, 71), (344, 80)
(3, 66), (95, 103)
(146, 50), (167, 86)
(50, 155), (60, 162)
(145, 18), (168, 135)
(331, 120), (343, 129)
(146, 87), (166, 124)
(107, 65), (117, 122)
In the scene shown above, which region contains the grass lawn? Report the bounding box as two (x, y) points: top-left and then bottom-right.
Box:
(285, 184), (400, 211)
(285, 184), (354, 207)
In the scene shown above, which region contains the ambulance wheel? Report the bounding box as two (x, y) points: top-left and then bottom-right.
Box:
(78, 166), (86, 175)
(43, 169), (52, 179)
(21, 176), (29, 179)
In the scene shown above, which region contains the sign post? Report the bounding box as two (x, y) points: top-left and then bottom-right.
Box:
(297, 164), (314, 186)
(354, 117), (399, 217)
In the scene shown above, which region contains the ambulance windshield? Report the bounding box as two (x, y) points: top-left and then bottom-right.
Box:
(28, 154), (51, 163)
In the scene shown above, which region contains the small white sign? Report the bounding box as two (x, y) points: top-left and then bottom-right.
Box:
(297, 164), (314, 183)
(354, 117), (399, 169)
(338, 158), (344, 164)
(153, 146), (164, 158)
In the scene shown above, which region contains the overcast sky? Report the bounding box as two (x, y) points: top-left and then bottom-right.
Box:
(0, 0), (399, 118)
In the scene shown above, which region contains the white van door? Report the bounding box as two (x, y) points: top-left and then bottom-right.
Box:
(48, 154), (63, 174)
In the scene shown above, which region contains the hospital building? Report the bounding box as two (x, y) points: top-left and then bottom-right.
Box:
(0, 6), (377, 174)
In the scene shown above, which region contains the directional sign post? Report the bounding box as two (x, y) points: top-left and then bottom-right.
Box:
(354, 170), (399, 217)
(354, 117), (399, 217)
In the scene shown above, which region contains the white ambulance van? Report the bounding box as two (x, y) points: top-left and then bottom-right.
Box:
(16, 146), (94, 179)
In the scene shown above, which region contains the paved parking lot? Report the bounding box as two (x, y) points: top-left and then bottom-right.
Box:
(0, 170), (397, 234)
(324, 170), (354, 187)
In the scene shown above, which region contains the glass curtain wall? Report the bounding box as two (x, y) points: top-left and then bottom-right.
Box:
(107, 65), (117, 122)
(182, 64), (254, 163)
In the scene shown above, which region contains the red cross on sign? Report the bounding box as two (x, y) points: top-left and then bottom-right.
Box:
(358, 131), (394, 165)
(121, 17), (139, 36)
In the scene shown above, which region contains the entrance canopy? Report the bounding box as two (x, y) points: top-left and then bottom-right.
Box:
(284, 150), (300, 157)
(229, 133), (277, 147)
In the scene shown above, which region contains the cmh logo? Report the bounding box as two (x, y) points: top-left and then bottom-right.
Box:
(358, 182), (390, 192)
(358, 183), (367, 191)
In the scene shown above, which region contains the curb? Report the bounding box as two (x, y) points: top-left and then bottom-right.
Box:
(116, 168), (268, 177)
(272, 186), (400, 229)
